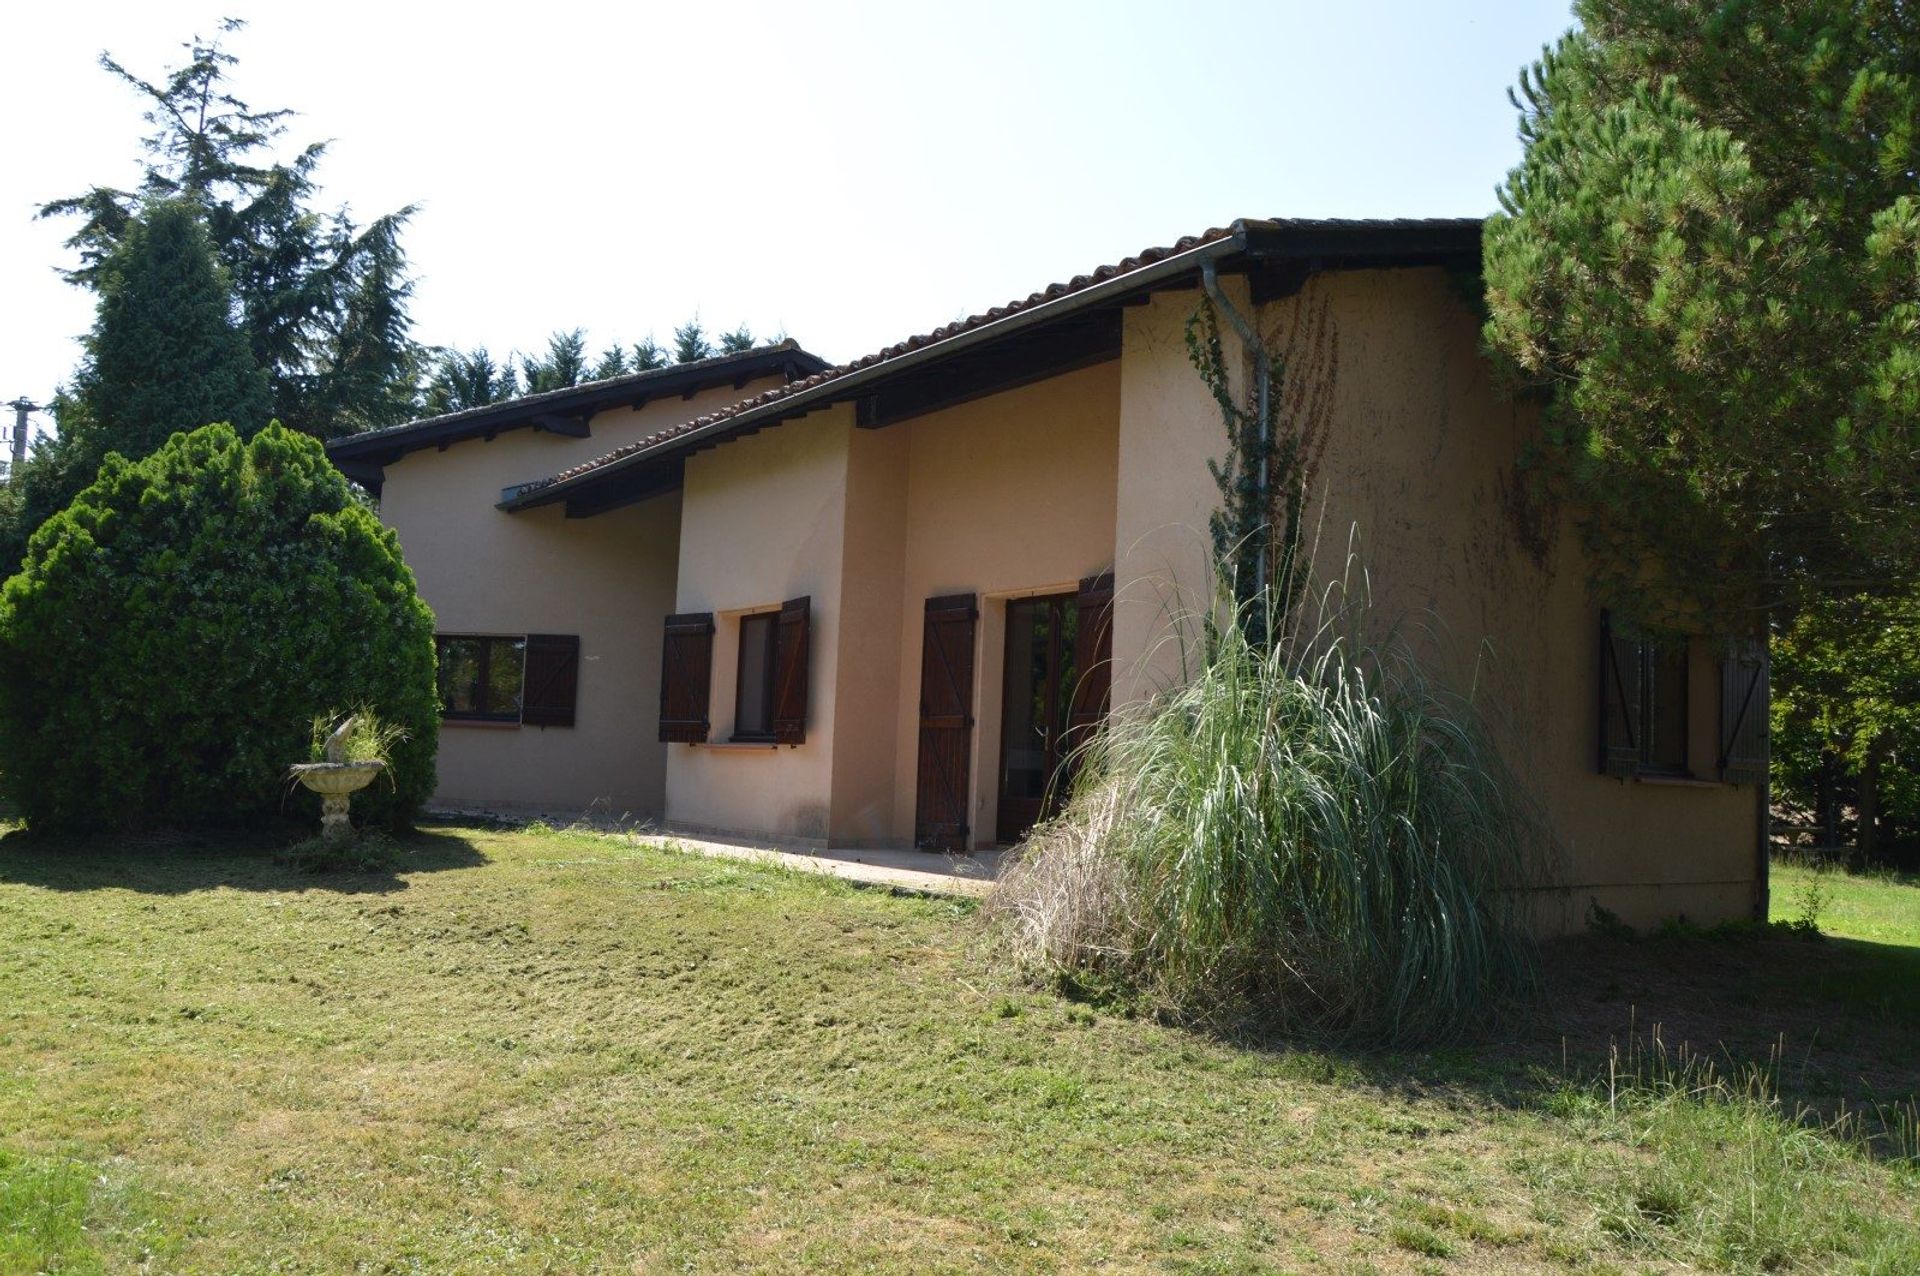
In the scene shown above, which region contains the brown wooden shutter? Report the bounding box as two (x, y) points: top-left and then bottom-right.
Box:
(1066, 572), (1115, 754)
(914, 594), (977, 851)
(521, 634), (580, 727)
(1718, 635), (1770, 784)
(771, 595), (810, 745)
(1598, 611), (1641, 777)
(659, 612), (715, 743)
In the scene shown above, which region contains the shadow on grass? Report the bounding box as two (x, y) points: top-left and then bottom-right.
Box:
(1103, 928), (1920, 1122)
(0, 825), (488, 897)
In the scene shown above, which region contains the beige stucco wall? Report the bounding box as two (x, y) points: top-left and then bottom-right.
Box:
(664, 406), (855, 842)
(661, 364), (1121, 849)
(880, 362), (1122, 848)
(383, 270), (1759, 931)
(1112, 269), (1760, 929)
(375, 379), (777, 818)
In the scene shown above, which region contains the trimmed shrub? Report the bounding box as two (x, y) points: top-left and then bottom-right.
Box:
(0, 422), (437, 833)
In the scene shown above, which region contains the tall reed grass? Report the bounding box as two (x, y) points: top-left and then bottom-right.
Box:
(988, 575), (1547, 1045)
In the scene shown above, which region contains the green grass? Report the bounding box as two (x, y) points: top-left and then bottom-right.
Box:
(0, 1149), (99, 1275)
(0, 822), (1913, 1273)
(1773, 858), (1920, 947)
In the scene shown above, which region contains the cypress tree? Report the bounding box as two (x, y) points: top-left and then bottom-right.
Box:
(4, 201), (269, 569)
(85, 201), (271, 453)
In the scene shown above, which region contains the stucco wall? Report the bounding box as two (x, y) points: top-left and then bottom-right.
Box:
(828, 426), (910, 844)
(1112, 269), (1760, 928)
(880, 361), (1122, 847)
(375, 380), (773, 818)
(661, 363), (1122, 848)
(664, 406), (855, 842)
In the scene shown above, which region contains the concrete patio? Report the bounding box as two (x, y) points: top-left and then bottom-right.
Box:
(426, 806), (1004, 898)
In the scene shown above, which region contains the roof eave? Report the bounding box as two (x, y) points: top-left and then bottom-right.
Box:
(501, 232), (1251, 512)
(327, 343), (829, 468)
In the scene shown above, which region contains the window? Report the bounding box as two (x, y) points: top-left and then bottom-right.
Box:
(733, 611), (779, 741)
(1599, 616), (1690, 776)
(659, 600), (807, 746)
(437, 636), (525, 721)
(434, 633), (581, 727)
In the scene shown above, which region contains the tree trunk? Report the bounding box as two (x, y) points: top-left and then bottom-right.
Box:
(1858, 734), (1890, 867)
(1818, 752), (1841, 851)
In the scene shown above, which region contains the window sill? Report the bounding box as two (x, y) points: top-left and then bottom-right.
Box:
(442, 718), (521, 730)
(1636, 773), (1724, 789)
(702, 740), (779, 752)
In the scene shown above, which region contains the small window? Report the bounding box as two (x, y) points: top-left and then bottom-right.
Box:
(437, 635), (526, 722)
(1600, 616), (1690, 777)
(1644, 641), (1689, 773)
(733, 612), (779, 741)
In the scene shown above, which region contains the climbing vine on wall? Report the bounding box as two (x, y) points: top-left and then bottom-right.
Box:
(1185, 287), (1338, 645)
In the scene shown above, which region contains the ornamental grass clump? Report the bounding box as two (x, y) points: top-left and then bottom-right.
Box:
(990, 586), (1547, 1046)
(307, 708), (409, 769)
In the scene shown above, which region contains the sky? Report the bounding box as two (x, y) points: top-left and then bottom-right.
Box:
(0, 0), (1576, 442)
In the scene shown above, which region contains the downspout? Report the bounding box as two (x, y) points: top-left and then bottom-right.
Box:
(1200, 259), (1272, 605)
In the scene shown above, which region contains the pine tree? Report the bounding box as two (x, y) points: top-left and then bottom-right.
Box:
(1483, 0), (1920, 625)
(39, 21), (421, 438)
(519, 330), (590, 394)
(717, 323), (756, 354)
(590, 345), (629, 381)
(84, 201), (271, 451)
(423, 349), (518, 415)
(672, 318), (712, 364)
(632, 336), (668, 370)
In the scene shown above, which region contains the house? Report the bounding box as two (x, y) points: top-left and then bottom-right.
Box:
(328, 217), (1770, 929)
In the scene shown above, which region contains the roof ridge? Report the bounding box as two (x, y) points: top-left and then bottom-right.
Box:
(342, 340), (817, 445)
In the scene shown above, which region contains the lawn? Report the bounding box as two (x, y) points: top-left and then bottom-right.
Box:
(1773, 857), (1920, 947)
(0, 824), (1914, 1274)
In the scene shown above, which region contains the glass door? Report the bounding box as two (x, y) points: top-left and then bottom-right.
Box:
(997, 593), (1079, 843)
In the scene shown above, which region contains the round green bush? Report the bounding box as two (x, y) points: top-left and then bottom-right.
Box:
(0, 422), (438, 833)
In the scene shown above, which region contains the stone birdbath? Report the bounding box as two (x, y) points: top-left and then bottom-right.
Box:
(289, 715), (386, 843)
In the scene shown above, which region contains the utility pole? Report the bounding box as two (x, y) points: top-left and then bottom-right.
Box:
(4, 398), (37, 484)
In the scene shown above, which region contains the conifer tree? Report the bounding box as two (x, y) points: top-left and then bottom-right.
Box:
(519, 330), (590, 394)
(1484, 0), (1920, 624)
(40, 21), (422, 438)
(422, 349), (518, 415)
(672, 318), (713, 363)
(631, 336), (669, 370)
(5, 201), (269, 567)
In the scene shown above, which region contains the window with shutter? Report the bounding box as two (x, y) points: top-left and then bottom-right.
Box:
(659, 612), (715, 743)
(521, 634), (580, 728)
(1598, 614), (1641, 778)
(1598, 613), (1693, 778)
(436, 635), (526, 722)
(1718, 636), (1769, 785)
(771, 596), (810, 745)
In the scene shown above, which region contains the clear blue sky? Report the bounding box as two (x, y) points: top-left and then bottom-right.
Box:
(1, 0), (1576, 434)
